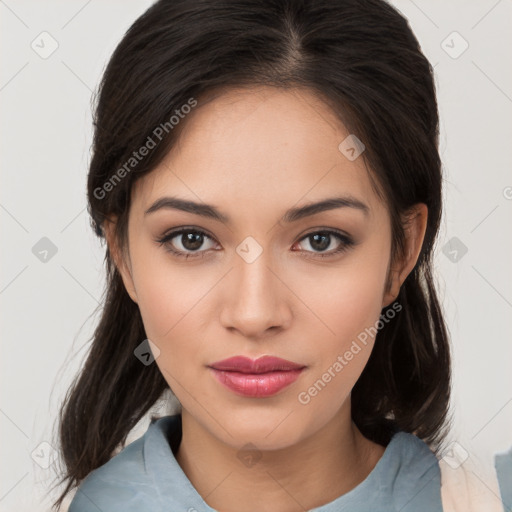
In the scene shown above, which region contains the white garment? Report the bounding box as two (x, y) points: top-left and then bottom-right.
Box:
(440, 458), (504, 512)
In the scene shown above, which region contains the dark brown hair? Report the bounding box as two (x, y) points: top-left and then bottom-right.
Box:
(52, 0), (451, 507)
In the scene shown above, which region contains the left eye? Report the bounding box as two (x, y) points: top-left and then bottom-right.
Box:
(293, 231), (353, 256)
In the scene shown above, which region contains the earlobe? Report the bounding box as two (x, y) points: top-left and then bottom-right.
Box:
(382, 267), (401, 309)
(401, 203), (428, 278)
(102, 217), (139, 304)
(381, 203), (428, 309)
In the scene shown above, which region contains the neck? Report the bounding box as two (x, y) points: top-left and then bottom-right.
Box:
(175, 401), (385, 512)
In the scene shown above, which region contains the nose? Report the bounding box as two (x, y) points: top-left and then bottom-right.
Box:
(220, 251), (292, 339)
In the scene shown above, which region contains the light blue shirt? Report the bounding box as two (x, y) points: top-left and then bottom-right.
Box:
(69, 414), (443, 511)
(495, 446), (512, 512)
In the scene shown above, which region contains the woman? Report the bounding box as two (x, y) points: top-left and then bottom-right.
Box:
(53, 0), (455, 510)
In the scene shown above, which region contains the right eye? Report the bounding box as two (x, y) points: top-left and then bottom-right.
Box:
(156, 228), (220, 259)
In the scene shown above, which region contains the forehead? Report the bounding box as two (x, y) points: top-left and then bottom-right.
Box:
(131, 86), (383, 218)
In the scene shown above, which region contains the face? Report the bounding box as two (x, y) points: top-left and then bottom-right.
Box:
(110, 86), (412, 451)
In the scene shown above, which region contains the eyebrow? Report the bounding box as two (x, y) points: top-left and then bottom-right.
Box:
(144, 195), (369, 223)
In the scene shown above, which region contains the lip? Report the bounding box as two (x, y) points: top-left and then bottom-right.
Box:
(209, 355), (305, 373)
(208, 356), (306, 398)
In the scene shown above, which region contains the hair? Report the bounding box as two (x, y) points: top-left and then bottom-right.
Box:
(52, 0), (451, 508)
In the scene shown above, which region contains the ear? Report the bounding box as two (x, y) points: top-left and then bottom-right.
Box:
(102, 216), (139, 304)
(382, 203), (428, 308)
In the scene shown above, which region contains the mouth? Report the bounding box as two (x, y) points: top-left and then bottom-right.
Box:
(208, 355), (306, 373)
(208, 355), (306, 398)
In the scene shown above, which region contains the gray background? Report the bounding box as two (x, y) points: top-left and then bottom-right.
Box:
(1, 0), (511, 510)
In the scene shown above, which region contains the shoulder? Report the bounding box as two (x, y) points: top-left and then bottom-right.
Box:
(68, 417), (176, 512)
(378, 432), (442, 511)
(386, 431), (441, 476)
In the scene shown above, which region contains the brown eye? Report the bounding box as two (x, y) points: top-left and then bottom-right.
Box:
(156, 228), (218, 259)
(177, 232), (205, 251)
(293, 230), (354, 258)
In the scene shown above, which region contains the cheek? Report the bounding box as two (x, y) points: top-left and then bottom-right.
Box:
(298, 252), (389, 349)
(131, 245), (211, 339)
(135, 273), (201, 390)
(294, 247), (390, 400)
(135, 272), (183, 340)
(129, 251), (219, 386)
(295, 275), (387, 427)
(330, 271), (387, 342)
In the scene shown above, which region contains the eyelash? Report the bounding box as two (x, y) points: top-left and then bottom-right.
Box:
(155, 227), (355, 260)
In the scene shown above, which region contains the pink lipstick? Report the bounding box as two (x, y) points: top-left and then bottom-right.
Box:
(208, 355), (306, 398)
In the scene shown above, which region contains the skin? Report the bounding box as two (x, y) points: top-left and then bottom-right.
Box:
(104, 86), (428, 512)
